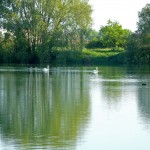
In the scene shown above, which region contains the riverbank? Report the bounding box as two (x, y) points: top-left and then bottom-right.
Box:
(0, 48), (126, 65)
(52, 48), (126, 65)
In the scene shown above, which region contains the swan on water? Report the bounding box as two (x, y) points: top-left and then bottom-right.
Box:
(43, 65), (49, 73)
(29, 67), (33, 72)
(92, 67), (98, 74)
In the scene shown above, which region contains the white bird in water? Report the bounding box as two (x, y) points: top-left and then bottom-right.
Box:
(29, 67), (33, 72)
(92, 67), (98, 74)
(42, 65), (49, 73)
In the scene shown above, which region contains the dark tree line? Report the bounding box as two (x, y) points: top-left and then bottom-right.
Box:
(127, 3), (150, 64)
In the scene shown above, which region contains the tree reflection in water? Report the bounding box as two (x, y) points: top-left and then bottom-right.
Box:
(138, 85), (150, 129)
(0, 68), (91, 149)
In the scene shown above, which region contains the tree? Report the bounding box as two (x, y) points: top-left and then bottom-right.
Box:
(127, 3), (150, 64)
(99, 20), (131, 49)
(0, 0), (92, 63)
(0, 31), (15, 63)
(0, 31), (3, 62)
(85, 29), (103, 48)
(137, 3), (150, 45)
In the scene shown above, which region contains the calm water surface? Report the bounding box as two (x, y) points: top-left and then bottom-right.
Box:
(0, 66), (150, 150)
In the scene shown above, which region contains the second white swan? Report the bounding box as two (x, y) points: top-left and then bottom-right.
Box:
(43, 65), (49, 73)
(92, 67), (98, 74)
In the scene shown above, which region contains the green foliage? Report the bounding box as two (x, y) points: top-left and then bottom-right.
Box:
(0, 32), (15, 63)
(137, 3), (150, 46)
(85, 28), (104, 49)
(51, 49), (83, 64)
(99, 20), (131, 49)
(0, 0), (92, 63)
(82, 48), (122, 57)
(138, 4), (150, 34)
(85, 20), (131, 50)
(33, 48), (124, 65)
(85, 29), (99, 40)
(127, 46), (150, 64)
(0, 32), (4, 62)
(127, 3), (150, 64)
(81, 48), (125, 64)
(86, 37), (105, 49)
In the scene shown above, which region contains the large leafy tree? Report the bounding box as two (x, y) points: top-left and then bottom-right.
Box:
(99, 20), (131, 49)
(0, 0), (92, 63)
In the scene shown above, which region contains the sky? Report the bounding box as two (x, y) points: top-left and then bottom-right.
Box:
(89, 0), (150, 31)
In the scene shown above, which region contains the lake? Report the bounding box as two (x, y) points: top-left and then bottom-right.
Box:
(0, 65), (150, 150)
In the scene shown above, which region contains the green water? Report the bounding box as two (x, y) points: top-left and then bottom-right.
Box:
(0, 66), (150, 150)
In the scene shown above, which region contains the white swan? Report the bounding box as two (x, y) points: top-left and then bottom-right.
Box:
(43, 65), (49, 73)
(92, 67), (98, 74)
(29, 67), (33, 72)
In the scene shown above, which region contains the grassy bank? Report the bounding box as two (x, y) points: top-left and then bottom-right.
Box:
(0, 48), (126, 65)
(52, 48), (126, 65)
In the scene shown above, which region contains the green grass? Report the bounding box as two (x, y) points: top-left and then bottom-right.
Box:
(52, 48), (126, 65)
(82, 48), (122, 58)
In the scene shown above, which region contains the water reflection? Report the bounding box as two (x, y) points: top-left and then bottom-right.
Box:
(137, 74), (150, 129)
(99, 66), (127, 107)
(0, 67), (91, 149)
(1, 66), (150, 150)
(125, 66), (150, 129)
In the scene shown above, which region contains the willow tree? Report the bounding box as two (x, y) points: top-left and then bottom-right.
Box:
(0, 0), (92, 63)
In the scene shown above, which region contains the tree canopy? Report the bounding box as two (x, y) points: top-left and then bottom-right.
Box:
(127, 3), (150, 64)
(0, 0), (92, 63)
(99, 20), (131, 49)
(137, 3), (150, 45)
